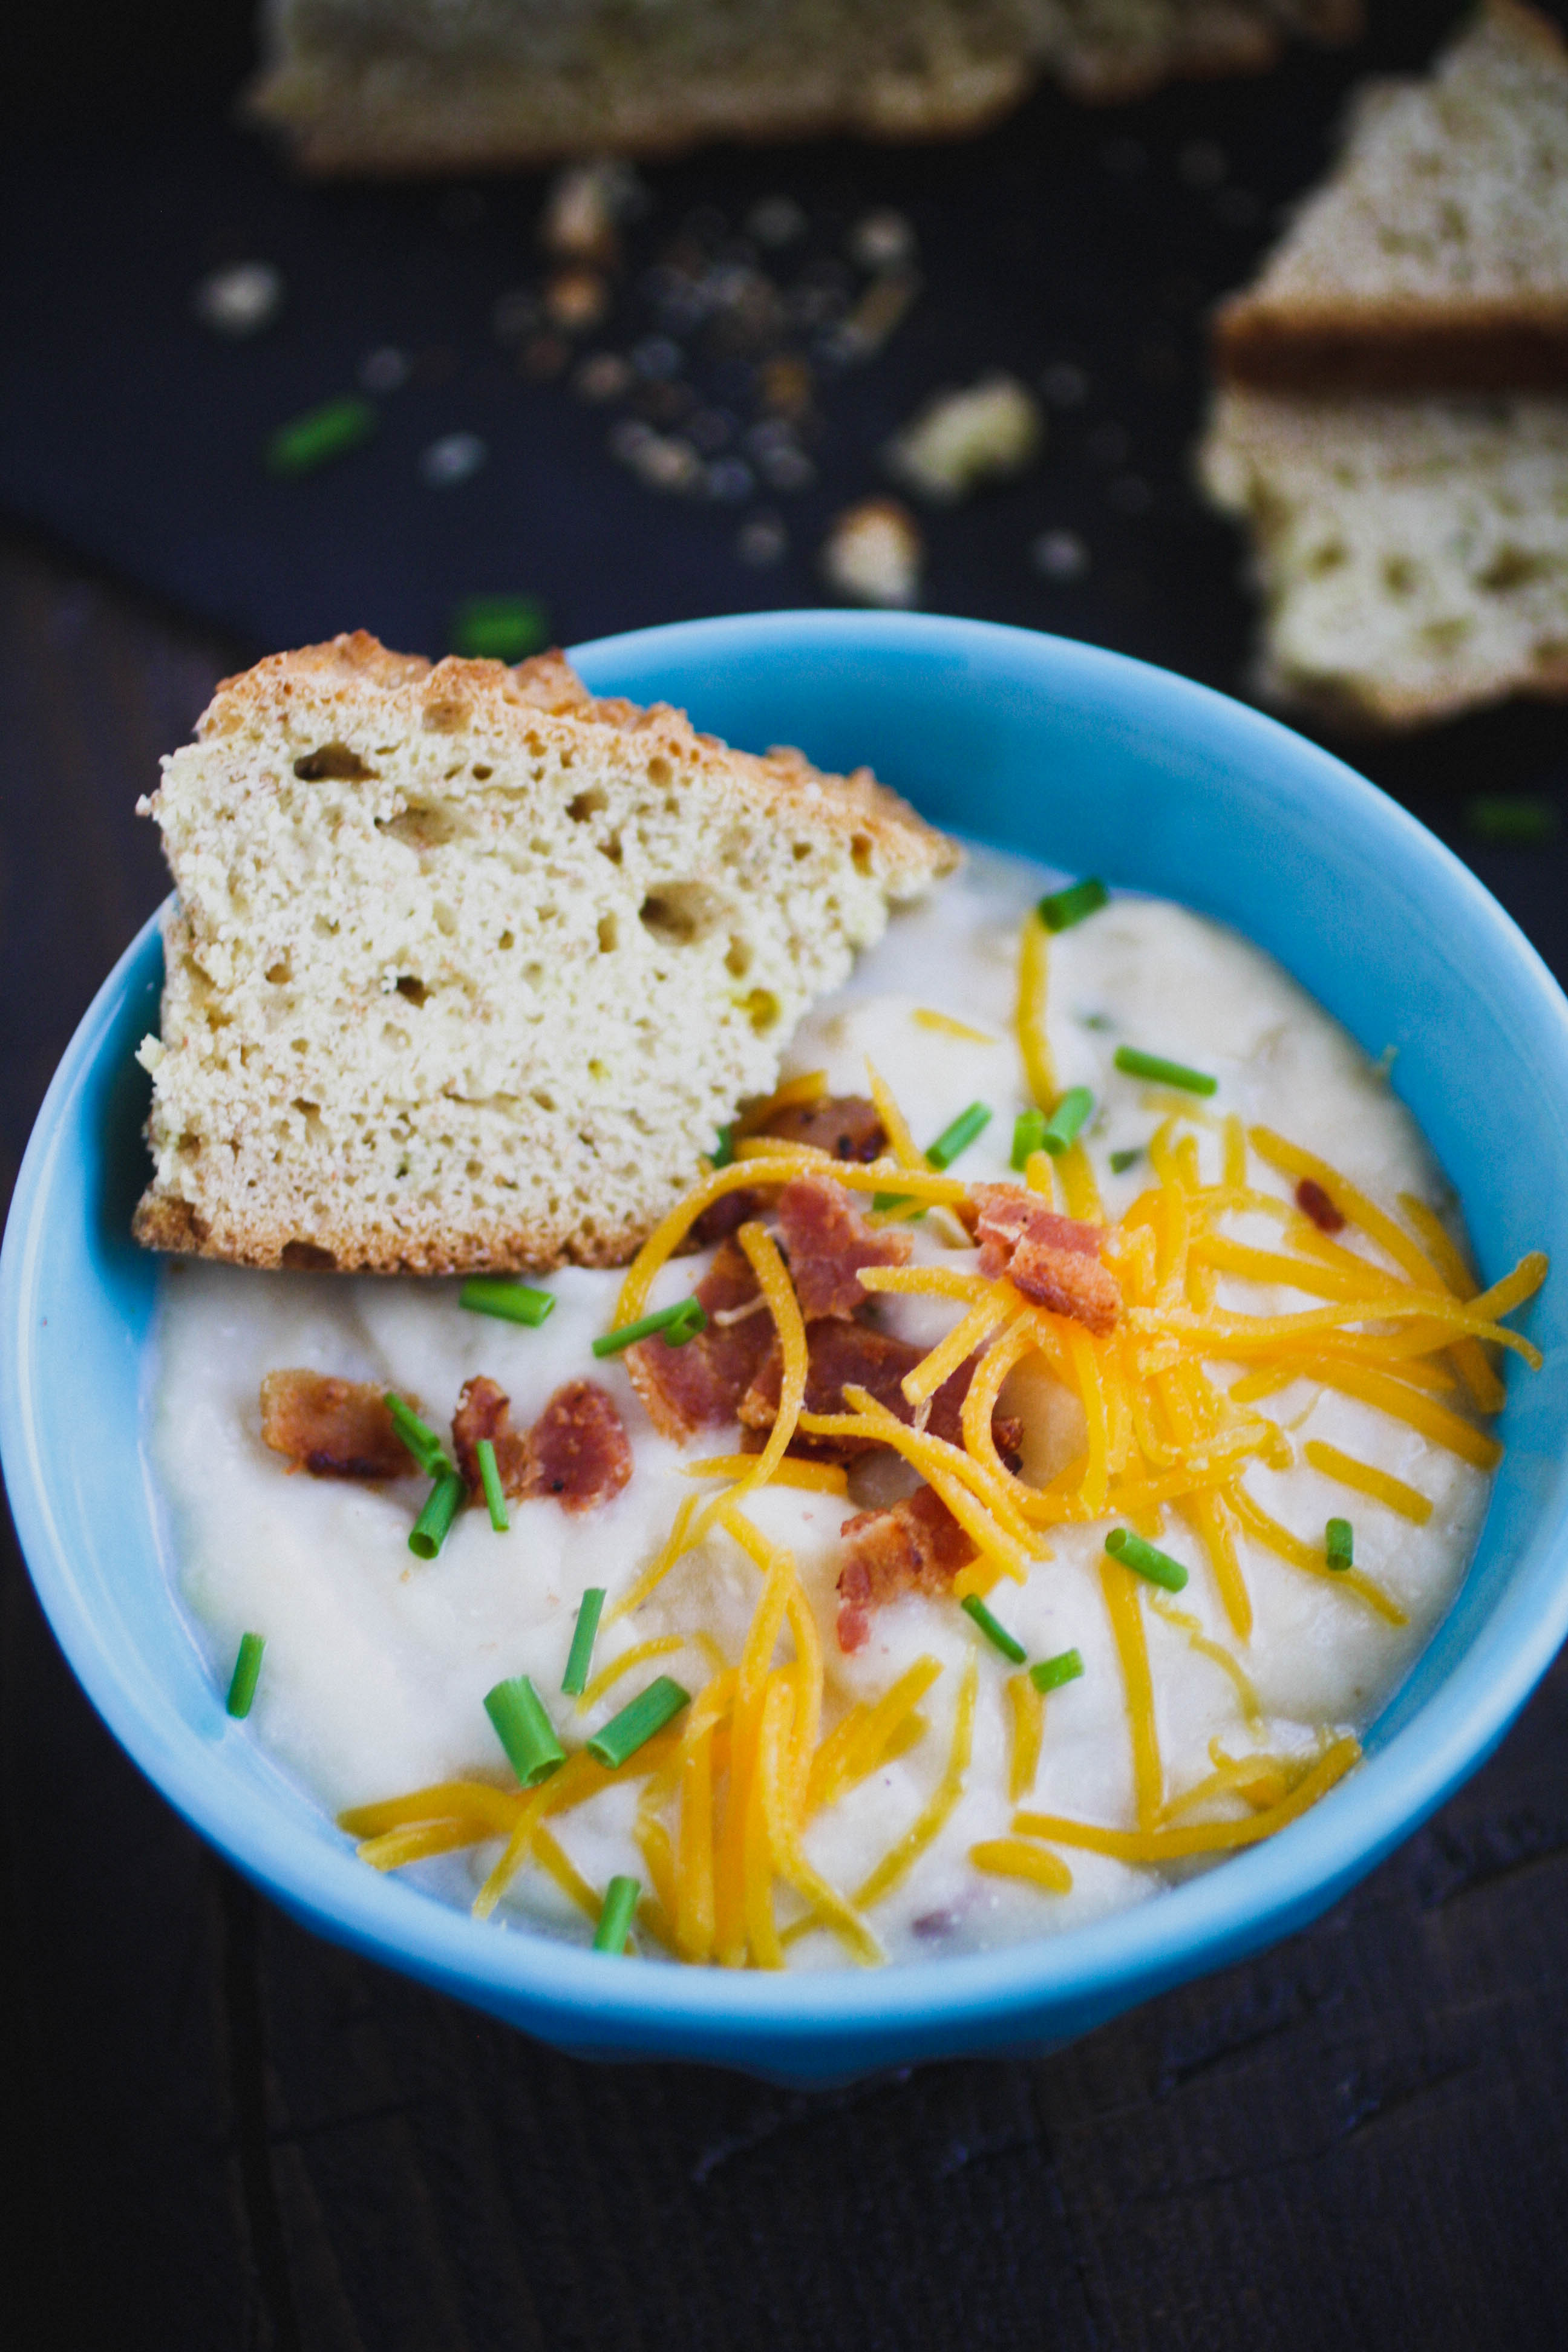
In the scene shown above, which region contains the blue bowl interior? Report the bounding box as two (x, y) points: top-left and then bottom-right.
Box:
(7, 610), (1568, 2082)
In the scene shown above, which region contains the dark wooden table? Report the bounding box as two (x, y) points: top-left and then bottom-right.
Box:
(4, 524), (1568, 2351)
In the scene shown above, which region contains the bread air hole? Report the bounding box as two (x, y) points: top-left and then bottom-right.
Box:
(395, 975), (428, 1005)
(568, 785), (608, 821)
(1479, 546), (1552, 592)
(646, 755), (673, 789)
(281, 1241), (336, 1270)
(265, 955), (292, 985)
(598, 915), (619, 953)
(293, 743), (376, 782)
(851, 832), (874, 876)
(725, 936), (752, 978)
(743, 987), (781, 1034)
(639, 881), (722, 944)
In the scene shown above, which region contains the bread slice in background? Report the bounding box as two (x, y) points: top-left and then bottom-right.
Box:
(1199, 387), (1568, 725)
(1214, 1), (1568, 393)
(133, 635), (956, 1275)
(248, 0), (1361, 175)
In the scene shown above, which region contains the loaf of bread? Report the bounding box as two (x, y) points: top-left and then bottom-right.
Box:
(1214, 1), (1568, 392)
(1199, 388), (1568, 727)
(249, 0), (1360, 174)
(133, 635), (956, 1274)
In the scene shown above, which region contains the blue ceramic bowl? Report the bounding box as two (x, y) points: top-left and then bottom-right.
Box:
(5, 611), (1568, 2084)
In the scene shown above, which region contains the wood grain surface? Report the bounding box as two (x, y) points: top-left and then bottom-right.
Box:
(2, 529), (1567, 2351)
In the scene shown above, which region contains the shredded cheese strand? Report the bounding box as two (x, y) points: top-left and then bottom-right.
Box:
(854, 1655), (978, 1909)
(1296, 1359), (1503, 1471)
(1227, 1485), (1408, 1625)
(902, 1289), (1012, 1407)
(1016, 912), (1057, 1107)
(732, 1070), (828, 1138)
(1303, 1439), (1433, 1525)
(681, 1454), (849, 1495)
(576, 1634), (685, 1711)
(808, 1656), (942, 1815)
(1148, 1590), (1263, 1730)
(1102, 1553), (1162, 1831)
(1014, 1734), (1360, 1860)
(1007, 1672), (1045, 1803)
(865, 1059), (926, 1169)
(913, 1008), (997, 1044)
(1249, 1128), (1450, 1290)
(970, 1837), (1073, 1894)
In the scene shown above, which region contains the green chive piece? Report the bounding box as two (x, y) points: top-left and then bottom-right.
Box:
(925, 1101), (993, 1172)
(409, 1469), (466, 1560)
(1038, 877), (1109, 933)
(711, 1125), (736, 1169)
(266, 394), (377, 477)
(385, 1393), (449, 1478)
(475, 1438), (509, 1532)
(1109, 1146), (1143, 1174)
(961, 1594), (1027, 1665)
(1030, 1647), (1085, 1696)
(225, 1632), (266, 1719)
(1113, 1047), (1218, 1097)
(593, 1874), (642, 1955)
(1465, 794), (1558, 848)
(1105, 1527), (1189, 1592)
(1326, 1517), (1354, 1572)
(586, 1675), (691, 1768)
(1041, 1086), (1093, 1156)
(1011, 1109), (1048, 1169)
(449, 593), (550, 663)
(483, 1674), (567, 1786)
(562, 1588), (606, 1697)
(459, 1276), (556, 1327)
(592, 1299), (707, 1357)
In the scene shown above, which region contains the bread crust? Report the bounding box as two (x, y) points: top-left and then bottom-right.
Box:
(134, 633), (957, 1275)
(1215, 302), (1568, 393)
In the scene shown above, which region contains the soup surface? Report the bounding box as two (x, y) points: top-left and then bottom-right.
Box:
(149, 846), (1501, 1965)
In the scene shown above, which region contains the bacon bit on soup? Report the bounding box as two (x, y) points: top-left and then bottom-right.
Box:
(624, 1235), (775, 1440)
(452, 1375), (532, 1495)
(260, 1370), (416, 1480)
(521, 1379), (633, 1513)
(761, 1093), (886, 1162)
(967, 1183), (1122, 1336)
(739, 1319), (1022, 1466)
(776, 1173), (913, 1320)
(1295, 1177), (1346, 1235)
(690, 1187), (766, 1247)
(453, 1374), (632, 1513)
(837, 1483), (977, 1653)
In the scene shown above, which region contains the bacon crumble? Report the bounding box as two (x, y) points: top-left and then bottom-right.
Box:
(776, 1174), (913, 1320)
(624, 1235), (775, 1440)
(739, 1320), (1021, 1466)
(260, 1371), (416, 1480)
(967, 1182), (1122, 1336)
(837, 1484), (977, 1653)
(453, 1374), (632, 1514)
(762, 1094), (886, 1161)
(1295, 1177), (1347, 1235)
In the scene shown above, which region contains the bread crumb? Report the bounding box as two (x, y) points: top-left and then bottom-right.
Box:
(822, 499), (924, 608)
(884, 374), (1042, 503)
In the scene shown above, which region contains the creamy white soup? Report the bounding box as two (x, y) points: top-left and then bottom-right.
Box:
(149, 846), (1538, 1968)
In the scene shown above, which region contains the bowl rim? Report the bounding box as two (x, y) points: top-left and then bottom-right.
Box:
(7, 606), (1568, 2063)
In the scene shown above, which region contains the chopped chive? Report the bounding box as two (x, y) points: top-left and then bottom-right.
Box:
(961, 1593), (1027, 1664)
(409, 1469), (466, 1560)
(562, 1587), (607, 1697)
(385, 1393), (449, 1478)
(1011, 1108), (1048, 1169)
(925, 1101), (993, 1172)
(1038, 877), (1109, 932)
(592, 1299), (707, 1357)
(593, 1874), (642, 1955)
(484, 1674), (567, 1786)
(449, 593), (550, 663)
(586, 1675), (691, 1768)
(1041, 1086), (1093, 1156)
(459, 1277), (555, 1327)
(225, 1632), (266, 1719)
(1112, 1047), (1218, 1097)
(1030, 1647), (1085, 1695)
(475, 1438), (509, 1532)
(1465, 794), (1558, 847)
(1104, 1527), (1189, 1592)
(266, 394), (376, 477)
(711, 1125), (736, 1169)
(1326, 1517), (1354, 1571)
(1109, 1146), (1143, 1174)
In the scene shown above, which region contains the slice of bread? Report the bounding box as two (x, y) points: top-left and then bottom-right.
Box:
(249, 0), (1359, 175)
(1214, 1), (1568, 392)
(1198, 387), (1568, 725)
(133, 635), (956, 1275)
